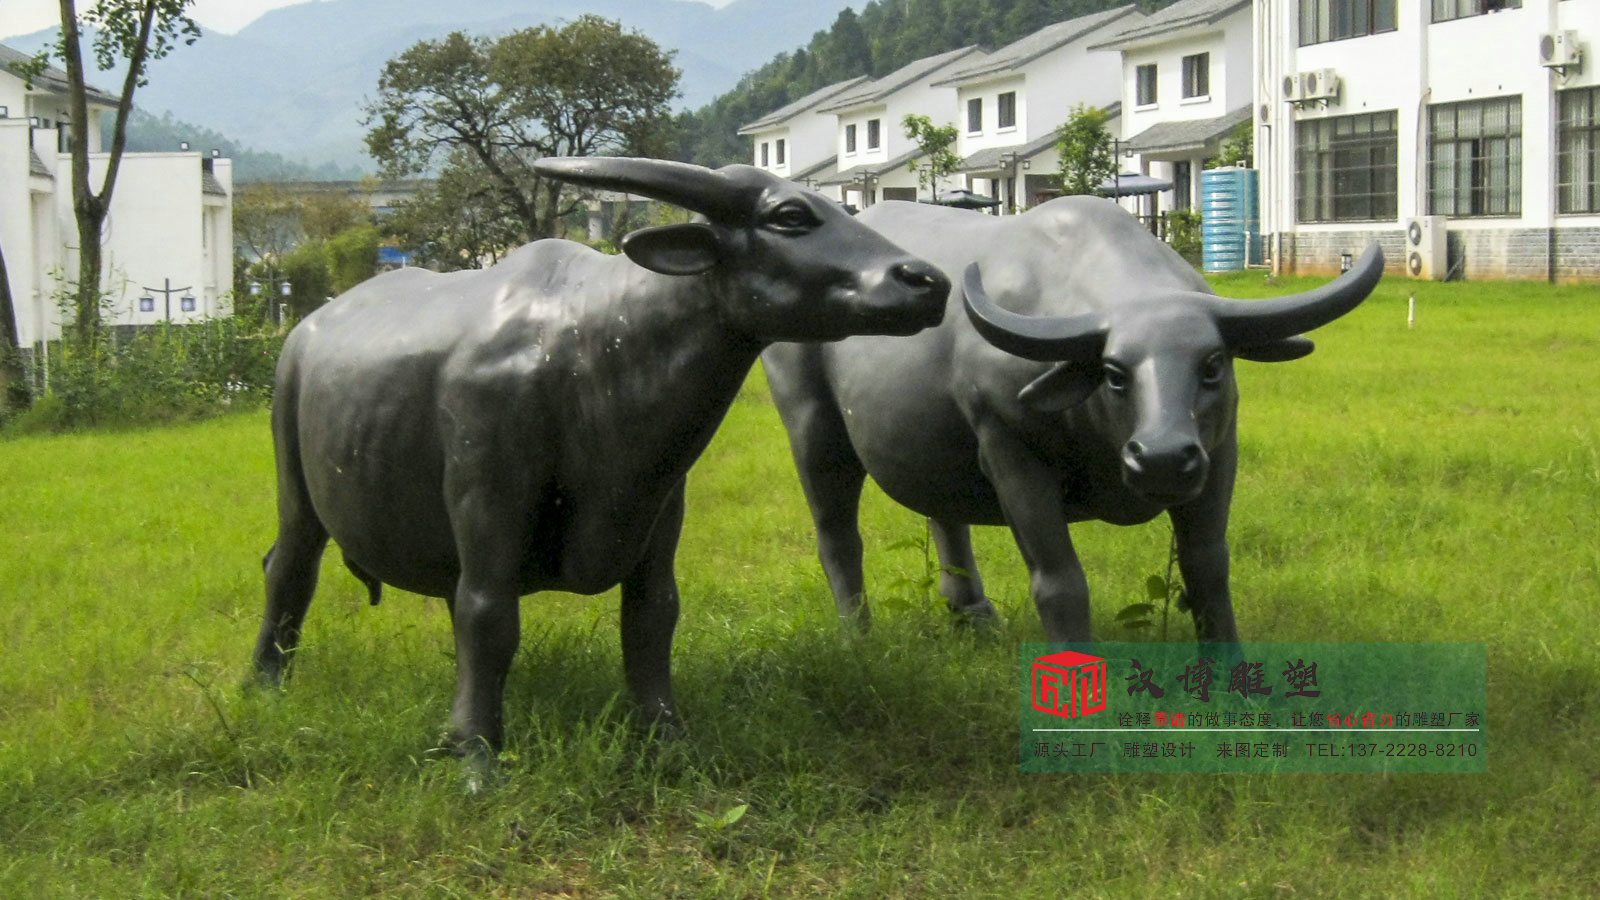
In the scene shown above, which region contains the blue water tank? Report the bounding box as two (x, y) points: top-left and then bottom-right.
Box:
(1200, 167), (1261, 273)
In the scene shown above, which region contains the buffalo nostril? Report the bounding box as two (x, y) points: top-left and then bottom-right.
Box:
(893, 262), (946, 293)
(1181, 443), (1202, 462)
(1125, 440), (1146, 462)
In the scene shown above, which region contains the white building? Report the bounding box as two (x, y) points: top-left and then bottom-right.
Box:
(1257, 0), (1600, 279)
(739, 76), (867, 180)
(1092, 0), (1254, 217)
(0, 43), (232, 349)
(932, 5), (1142, 212)
(813, 46), (985, 208)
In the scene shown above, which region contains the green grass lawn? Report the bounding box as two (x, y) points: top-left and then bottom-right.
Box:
(2, 273), (1598, 898)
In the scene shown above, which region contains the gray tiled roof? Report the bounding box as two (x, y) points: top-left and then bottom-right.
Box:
(959, 102), (1120, 172)
(816, 46), (983, 114)
(0, 42), (120, 106)
(816, 147), (925, 186)
(738, 77), (868, 134)
(202, 170), (228, 196)
(1124, 104), (1250, 155)
(1088, 0), (1249, 50)
(29, 147), (49, 177)
(932, 6), (1140, 86)
(791, 155), (839, 183)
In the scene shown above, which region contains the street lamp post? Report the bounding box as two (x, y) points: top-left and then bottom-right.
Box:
(139, 278), (194, 324)
(249, 278), (293, 327)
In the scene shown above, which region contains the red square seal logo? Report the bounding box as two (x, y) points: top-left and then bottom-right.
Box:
(1032, 651), (1108, 720)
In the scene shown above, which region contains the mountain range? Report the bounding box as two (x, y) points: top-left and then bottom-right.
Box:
(4, 0), (859, 172)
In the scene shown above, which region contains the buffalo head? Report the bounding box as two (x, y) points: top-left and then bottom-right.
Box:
(962, 246), (1383, 504)
(533, 157), (949, 341)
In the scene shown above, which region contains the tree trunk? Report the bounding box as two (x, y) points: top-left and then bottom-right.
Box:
(0, 240), (29, 409)
(73, 212), (104, 339)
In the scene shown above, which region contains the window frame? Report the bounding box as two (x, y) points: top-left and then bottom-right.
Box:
(1431, 0), (1520, 24)
(760, 142), (769, 167)
(866, 117), (881, 151)
(967, 97), (983, 134)
(997, 91), (1017, 130)
(776, 138), (786, 166)
(1426, 95), (1523, 218)
(1135, 64), (1158, 107)
(845, 123), (857, 155)
(1295, 110), (1400, 224)
(1557, 86), (1600, 214)
(1299, 0), (1398, 46)
(1181, 53), (1210, 100)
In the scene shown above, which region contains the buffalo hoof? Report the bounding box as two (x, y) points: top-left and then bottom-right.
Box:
(949, 599), (1001, 632)
(459, 753), (505, 797)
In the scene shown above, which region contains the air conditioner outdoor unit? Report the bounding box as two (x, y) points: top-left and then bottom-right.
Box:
(1301, 69), (1340, 103)
(1539, 31), (1583, 71)
(1282, 74), (1304, 103)
(1404, 216), (1447, 281)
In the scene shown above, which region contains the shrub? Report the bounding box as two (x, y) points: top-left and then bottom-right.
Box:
(325, 224), (380, 295)
(1167, 209), (1202, 266)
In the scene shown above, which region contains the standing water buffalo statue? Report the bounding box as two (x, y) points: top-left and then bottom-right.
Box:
(251, 158), (949, 757)
(762, 197), (1381, 642)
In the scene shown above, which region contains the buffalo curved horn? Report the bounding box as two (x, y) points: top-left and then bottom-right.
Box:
(532, 156), (746, 221)
(1204, 244), (1384, 348)
(961, 263), (1107, 362)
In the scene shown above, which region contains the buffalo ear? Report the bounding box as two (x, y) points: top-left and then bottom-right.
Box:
(1233, 335), (1315, 363)
(1018, 362), (1099, 412)
(621, 223), (722, 275)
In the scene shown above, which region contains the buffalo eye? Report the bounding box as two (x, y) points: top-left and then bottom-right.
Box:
(1199, 352), (1226, 387)
(766, 201), (821, 233)
(1102, 363), (1128, 392)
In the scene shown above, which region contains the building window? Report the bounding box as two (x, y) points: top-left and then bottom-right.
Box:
(1427, 96), (1521, 217)
(1431, 0), (1520, 23)
(1173, 160), (1192, 210)
(1299, 0), (1397, 45)
(776, 139), (786, 165)
(867, 118), (881, 150)
(997, 91), (1017, 129)
(1558, 87), (1600, 214)
(1182, 53), (1209, 99)
(1296, 110), (1399, 223)
(845, 123), (857, 154)
(1135, 64), (1158, 106)
(761, 142), (770, 167)
(967, 98), (982, 133)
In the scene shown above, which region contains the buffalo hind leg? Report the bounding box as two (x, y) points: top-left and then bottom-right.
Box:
(929, 518), (999, 626)
(620, 481), (686, 730)
(252, 514), (329, 685)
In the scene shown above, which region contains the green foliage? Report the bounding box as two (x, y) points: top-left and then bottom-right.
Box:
(901, 113), (961, 197)
(1208, 119), (1254, 169)
(324, 225), (379, 295)
(1055, 102), (1115, 196)
(678, 0), (1171, 166)
(5, 317), (283, 432)
(365, 16), (679, 242)
(1166, 207), (1202, 263)
(279, 242), (332, 318)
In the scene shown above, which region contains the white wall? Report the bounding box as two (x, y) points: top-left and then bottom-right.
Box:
(1120, 10), (1253, 144)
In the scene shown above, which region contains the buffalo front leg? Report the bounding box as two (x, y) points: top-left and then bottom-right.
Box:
(619, 481), (686, 728)
(445, 493), (525, 757)
(1169, 431), (1240, 643)
(979, 429), (1090, 642)
(928, 518), (999, 625)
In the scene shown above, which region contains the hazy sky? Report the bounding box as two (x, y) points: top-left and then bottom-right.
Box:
(0, 0), (737, 42)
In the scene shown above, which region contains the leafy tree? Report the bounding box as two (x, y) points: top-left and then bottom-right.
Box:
(300, 189), (370, 243)
(279, 242), (332, 320)
(1207, 121), (1253, 169)
(901, 114), (961, 199)
(381, 151), (525, 272)
(364, 16), (679, 242)
(1056, 103), (1115, 196)
(18, 0), (200, 343)
(324, 225), (380, 295)
(232, 184), (301, 265)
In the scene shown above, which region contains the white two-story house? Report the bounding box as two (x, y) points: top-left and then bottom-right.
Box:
(931, 5), (1142, 212)
(0, 42), (232, 351)
(813, 46), (984, 208)
(738, 76), (868, 185)
(1258, 0), (1600, 280)
(1092, 0), (1254, 216)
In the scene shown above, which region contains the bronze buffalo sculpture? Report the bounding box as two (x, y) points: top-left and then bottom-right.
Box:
(762, 197), (1382, 642)
(251, 157), (950, 758)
